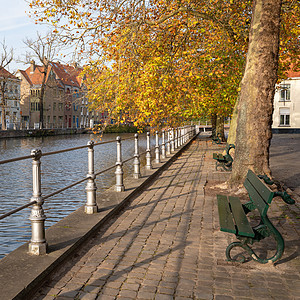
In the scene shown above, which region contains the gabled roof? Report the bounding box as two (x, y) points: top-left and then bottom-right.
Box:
(0, 67), (18, 80)
(50, 62), (82, 88)
(18, 69), (33, 85)
(19, 61), (83, 89)
(287, 69), (300, 78)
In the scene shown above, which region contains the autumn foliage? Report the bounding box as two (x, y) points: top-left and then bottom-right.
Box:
(29, 0), (300, 128)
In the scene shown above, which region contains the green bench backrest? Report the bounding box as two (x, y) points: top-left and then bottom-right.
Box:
(244, 169), (274, 217)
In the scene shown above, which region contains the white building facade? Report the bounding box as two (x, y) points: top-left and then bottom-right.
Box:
(272, 70), (300, 132)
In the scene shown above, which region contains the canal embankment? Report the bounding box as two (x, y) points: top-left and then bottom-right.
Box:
(0, 128), (88, 139)
(0, 133), (198, 300)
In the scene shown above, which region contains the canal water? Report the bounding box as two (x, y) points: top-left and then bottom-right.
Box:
(0, 133), (153, 259)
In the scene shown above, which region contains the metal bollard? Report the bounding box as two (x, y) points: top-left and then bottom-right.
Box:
(115, 136), (125, 192)
(133, 133), (141, 179)
(29, 149), (47, 255)
(171, 128), (175, 152)
(85, 141), (98, 214)
(146, 132), (152, 169)
(166, 129), (171, 155)
(161, 130), (166, 159)
(155, 131), (160, 163)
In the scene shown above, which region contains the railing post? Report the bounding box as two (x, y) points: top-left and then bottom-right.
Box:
(155, 131), (160, 163)
(175, 128), (178, 149)
(166, 129), (171, 155)
(115, 136), (125, 192)
(85, 141), (98, 214)
(161, 130), (166, 159)
(180, 127), (183, 145)
(29, 149), (47, 255)
(146, 132), (152, 169)
(133, 133), (141, 179)
(171, 128), (175, 152)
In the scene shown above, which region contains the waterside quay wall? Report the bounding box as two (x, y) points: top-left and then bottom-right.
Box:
(0, 128), (87, 139)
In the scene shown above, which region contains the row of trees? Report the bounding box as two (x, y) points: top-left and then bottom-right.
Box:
(28, 0), (299, 185)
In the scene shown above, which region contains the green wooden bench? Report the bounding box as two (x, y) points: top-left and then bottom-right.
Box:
(212, 133), (221, 144)
(213, 144), (235, 171)
(217, 169), (295, 264)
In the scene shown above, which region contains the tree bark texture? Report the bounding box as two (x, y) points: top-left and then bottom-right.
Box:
(230, 0), (282, 185)
(227, 97), (238, 145)
(216, 116), (225, 142)
(211, 113), (217, 137)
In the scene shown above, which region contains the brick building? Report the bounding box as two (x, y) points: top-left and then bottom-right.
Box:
(17, 61), (91, 129)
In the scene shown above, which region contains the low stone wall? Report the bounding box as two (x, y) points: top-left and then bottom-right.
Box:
(272, 128), (300, 134)
(0, 128), (88, 139)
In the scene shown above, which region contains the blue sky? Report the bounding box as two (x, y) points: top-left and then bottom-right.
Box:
(0, 0), (51, 72)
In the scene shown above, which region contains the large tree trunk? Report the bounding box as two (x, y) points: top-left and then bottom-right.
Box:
(216, 116), (225, 142)
(227, 99), (238, 145)
(211, 113), (217, 137)
(230, 0), (282, 185)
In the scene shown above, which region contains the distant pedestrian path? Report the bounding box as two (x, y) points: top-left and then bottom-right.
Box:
(270, 133), (300, 196)
(32, 137), (299, 300)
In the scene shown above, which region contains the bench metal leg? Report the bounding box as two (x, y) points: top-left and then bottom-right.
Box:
(216, 161), (232, 172)
(225, 230), (285, 264)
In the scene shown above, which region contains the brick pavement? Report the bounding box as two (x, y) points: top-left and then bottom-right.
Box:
(32, 137), (300, 300)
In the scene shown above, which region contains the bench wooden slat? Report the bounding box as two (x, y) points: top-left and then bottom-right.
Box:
(244, 178), (269, 216)
(217, 195), (236, 234)
(246, 170), (274, 204)
(229, 196), (255, 237)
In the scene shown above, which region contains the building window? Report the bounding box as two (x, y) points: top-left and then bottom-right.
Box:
(53, 102), (56, 111)
(279, 108), (290, 126)
(280, 84), (290, 101)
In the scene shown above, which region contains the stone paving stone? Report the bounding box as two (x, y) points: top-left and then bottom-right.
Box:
(78, 292), (98, 300)
(30, 138), (300, 300)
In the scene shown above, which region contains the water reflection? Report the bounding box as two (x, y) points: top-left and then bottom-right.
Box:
(0, 133), (153, 259)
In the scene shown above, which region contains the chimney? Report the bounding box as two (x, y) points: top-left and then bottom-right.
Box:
(30, 60), (35, 73)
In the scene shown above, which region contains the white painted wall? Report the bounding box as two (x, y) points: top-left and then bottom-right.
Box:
(272, 77), (300, 129)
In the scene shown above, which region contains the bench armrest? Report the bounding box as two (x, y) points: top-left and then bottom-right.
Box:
(258, 175), (274, 185)
(274, 191), (295, 204)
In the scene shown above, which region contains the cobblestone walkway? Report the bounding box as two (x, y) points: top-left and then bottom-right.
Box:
(33, 138), (300, 300)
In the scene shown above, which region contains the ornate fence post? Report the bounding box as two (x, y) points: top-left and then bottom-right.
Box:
(171, 128), (175, 152)
(175, 128), (178, 149)
(29, 149), (47, 255)
(115, 136), (125, 192)
(146, 132), (152, 169)
(161, 130), (166, 159)
(133, 133), (141, 179)
(85, 141), (98, 214)
(166, 129), (171, 155)
(155, 131), (160, 163)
